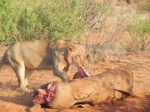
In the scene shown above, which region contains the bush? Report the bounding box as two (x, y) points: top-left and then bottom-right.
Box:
(0, 0), (103, 45)
(128, 18), (150, 37)
(0, 0), (18, 44)
(126, 18), (150, 52)
(138, 0), (150, 12)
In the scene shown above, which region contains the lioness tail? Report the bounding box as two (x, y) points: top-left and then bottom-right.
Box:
(0, 54), (6, 69)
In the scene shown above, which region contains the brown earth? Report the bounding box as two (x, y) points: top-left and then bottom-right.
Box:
(0, 41), (150, 112)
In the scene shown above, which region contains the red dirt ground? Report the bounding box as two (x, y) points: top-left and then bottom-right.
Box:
(0, 42), (150, 112)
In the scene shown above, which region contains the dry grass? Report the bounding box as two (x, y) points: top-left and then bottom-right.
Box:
(84, 1), (150, 62)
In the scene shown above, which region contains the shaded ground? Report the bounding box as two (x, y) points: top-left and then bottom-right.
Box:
(0, 44), (150, 112)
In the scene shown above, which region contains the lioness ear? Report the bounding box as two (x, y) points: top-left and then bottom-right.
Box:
(67, 44), (75, 52)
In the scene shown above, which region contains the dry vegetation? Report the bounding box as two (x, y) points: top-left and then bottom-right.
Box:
(0, 1), (150, 61)
(83, 0), (150, 62)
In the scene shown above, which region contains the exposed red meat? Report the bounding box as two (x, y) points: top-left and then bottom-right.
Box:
(73, 67), (91, 79)
(33, 82), (55, 105)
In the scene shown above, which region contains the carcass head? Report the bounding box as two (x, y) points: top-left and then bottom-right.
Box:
(73, 67), (91, 79)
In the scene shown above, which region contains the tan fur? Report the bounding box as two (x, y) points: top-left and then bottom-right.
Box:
(32, 68), (133, 109)
(0, 38), (86, 92)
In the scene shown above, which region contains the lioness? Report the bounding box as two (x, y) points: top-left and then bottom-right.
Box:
(0, 38), (86, 92)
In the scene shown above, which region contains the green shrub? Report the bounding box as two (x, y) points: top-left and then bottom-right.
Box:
(138, 1), (150, 12)
(0, 0), (18, 43)
(128, 18), (150, 37)
(0, 0), (103, 44)
(126, 18), (150, 52)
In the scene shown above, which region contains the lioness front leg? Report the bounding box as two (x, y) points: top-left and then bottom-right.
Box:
(12, 64), (30, 92)
(52, 53), (70, 81)
(53, 67), (70, 82)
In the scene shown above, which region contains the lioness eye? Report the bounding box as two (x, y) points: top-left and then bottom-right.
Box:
(75, 55), (80, 59)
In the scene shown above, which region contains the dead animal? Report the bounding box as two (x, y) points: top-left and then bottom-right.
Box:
(31, 68), (133, 109)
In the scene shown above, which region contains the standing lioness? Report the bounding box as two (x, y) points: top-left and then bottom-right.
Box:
(0, 38), (86, 92)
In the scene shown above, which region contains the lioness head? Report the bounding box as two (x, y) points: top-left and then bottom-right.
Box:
(67, 43), (86, 68)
